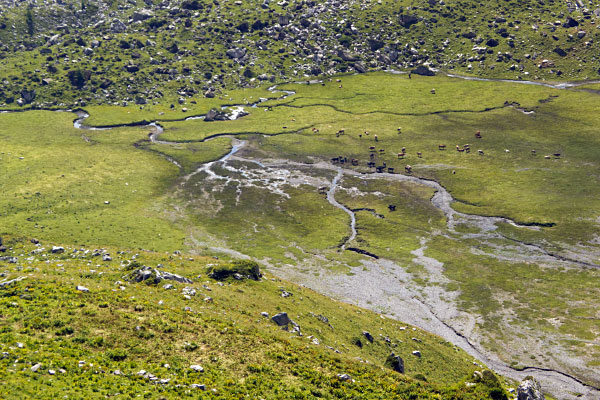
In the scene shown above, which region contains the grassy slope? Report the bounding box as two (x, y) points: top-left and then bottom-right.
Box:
(0, 238), (507, 399)
(0, 111), (184, 251)
(1, 72), (599, 389)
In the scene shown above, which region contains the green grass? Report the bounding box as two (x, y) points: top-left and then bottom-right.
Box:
(0, 237), (508, 399)
(2, 72), (600, 392)
(0, 111), (184, 251)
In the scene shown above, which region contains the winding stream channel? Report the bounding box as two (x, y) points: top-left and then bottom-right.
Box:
(5, 72), (600, 398)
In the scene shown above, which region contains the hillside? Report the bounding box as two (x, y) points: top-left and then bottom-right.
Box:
(1, 0), (599, 108)
(0, 236), (512, 399)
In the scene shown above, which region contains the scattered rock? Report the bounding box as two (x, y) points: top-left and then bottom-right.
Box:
(189, 364), (204, 372)
(31, 363), (42, 372)
(76, 286), (90, 292)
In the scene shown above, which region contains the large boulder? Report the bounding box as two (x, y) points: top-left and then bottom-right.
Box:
(399, 14), (420, 28)
(271, 312), (291, 326)
(486, 38), (500, 47)
(517, 378), (545, 400)
(20, 89), (35, 104)
(204, 109), (230, 122)
(385, 353), (405, 373)
(553, 47), (567, 57)
(111, 19), (127, 33)
(563, 17), (579, 27)
(338, 50), (359, 62)
(411, 65), (435, 76)
(226, 48), (246, 59)
(125, 266), (192, 285)
(132, 10), (154, 22)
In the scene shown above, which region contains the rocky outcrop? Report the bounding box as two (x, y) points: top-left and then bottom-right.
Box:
(125, 266), (192, 285)
(517, 378), (545, 400)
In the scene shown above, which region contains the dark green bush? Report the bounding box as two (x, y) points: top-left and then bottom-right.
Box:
(207, 260), (261, 281)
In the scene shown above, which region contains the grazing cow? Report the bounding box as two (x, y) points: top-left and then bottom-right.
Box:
(359, 134), (362, 138)
(374, 134), (378, 142)
(402, 147), (406, 153)
(388, 204), (396, 211)
(417, 152), (422, 158)
(376, 166), (385, 173)
(367, 161), (376, 168)
(331, 157), (340, 163)
(397, 127), (402, 133)
(369, 146), (376, 152)
(438, 144), (446, 150)
(364, 131), (369, 136)
(379, 149), (385, 154)
(370, 153), (375, 160)
(336, 79), (342, 82)
(318, 186), (328, 194)
(456, 145), (464, 152)
(452, 170), (456, 174)
(405, 165), (412, 173)
(531, 149), (536, 155)
(505, 149), (510, 153)
(431, 88), (436, 94)
(388, 167), (395, 173)
(475, 130), (482, 139)
(553, 153), (561, 157)
(544, 155), (551, 159)
(397, 152), (405, 159)
(351, 158), (359, 166)
(478, 150), (484, 155)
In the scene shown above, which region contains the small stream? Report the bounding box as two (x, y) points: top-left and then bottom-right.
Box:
(327, 169), (357, 249)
